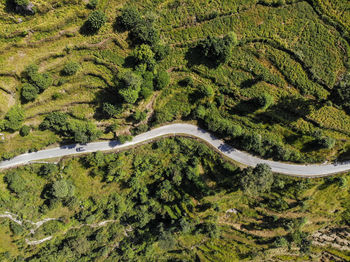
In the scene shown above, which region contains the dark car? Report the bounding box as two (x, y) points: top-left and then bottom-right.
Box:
(76, 147), (86, 152)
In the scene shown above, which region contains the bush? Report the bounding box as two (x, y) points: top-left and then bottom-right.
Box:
(51, 180), (75, 199)
(154, 70), (170, 90)
(21, 83), (39, 102)
(84, 11), (107, 33)
(3, 106), (25, 132)
(118, 6), (142, 30)
(257, 92), (274, 110)
(195, 32), (237, 66)
(19, 125), (30, 137)
(102, 103), (119, 118)
(118, 71), (142, 104)
(118, 135), (133, 144)
(4, 172), (26, 194)
(130, 23), (160, 47)
(179, 77), (193, 87)
(62, 62), (80, 76)
(87, 0), (98, 9)
(240, 164), (274, 195)
(153, 44), (170, 61)
(197, 84), (214, 98)
(14, 0), (29, 6)
(316, 136), (336, 149)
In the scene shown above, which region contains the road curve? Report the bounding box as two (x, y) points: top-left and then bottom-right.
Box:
(0, 123), (349, 176)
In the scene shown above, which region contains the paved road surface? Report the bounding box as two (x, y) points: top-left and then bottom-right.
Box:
(0, 124), (349, 176)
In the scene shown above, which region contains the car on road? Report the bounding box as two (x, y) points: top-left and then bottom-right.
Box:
(76, 147), (86, 152)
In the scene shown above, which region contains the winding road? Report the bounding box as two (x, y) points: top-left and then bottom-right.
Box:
(0, 123), (349, 177)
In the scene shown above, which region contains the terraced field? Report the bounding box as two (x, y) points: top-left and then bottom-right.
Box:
(0, 0), (350, 261)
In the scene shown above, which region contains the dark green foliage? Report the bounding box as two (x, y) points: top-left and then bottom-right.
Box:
(40, 112), (101, 143)
(62, 62), (80, 76)
(51, 180), (75, 199)
(132, 110), (147, 122)
(333, 72), (350, 113)
(197, 84), (214, 98)
(102, 103), (119, 118)
(118, 135), (133, 144)
(195, 32), (237, 66)
(153, 44), (170, 61)
(118, 71), (142, 104)
(240, 164), (274, 195)
(10, 223), (24, 236)
(40, 112), (69, 134)
(20, 65), (52, 102)
(179, 76), (194, 87)
(39, 164), (58, 177)
(154, 70), (170, 90)
(118, 6), (142, 30)
(21, 83), (39, 102)
(2, 106), (25, 132)
(4, 172), (26, 194)
(87, 0), (98, 9)
(257, 92), (274, 110)
(133, 44), (156, 71)
(130, 23), (160, 47)
(84, 11), (107, 33)
(19, 125), (30, 137)
(316, 136), (336, 149)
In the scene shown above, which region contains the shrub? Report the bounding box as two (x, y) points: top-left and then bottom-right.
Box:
(257, 92), (274, 110)
(19, 125), (30, 137)
(51, 180), (75, 199)
(153, 44), (170, 61)
(62, 62), (80, 76)
(118, 6), (142, 30)
(118, 71), (142, 104)
(118, 135), (133, 144)
(3, 106), (25, 132)
(154, 70), (170, 90)
(87, 0), (98, 9)
(133, 44), (156, 70)
(132, 110), (147, 122)
(102, 103), (119, 117)
(316, 136), (336, 149)
(4, 172), (26, 194)
(179, 77), (193, 87)
(196, 32), (237, 66)
(21, 83), (39, 102)
(197, 84), (214, 98)
(130, 23), (160, 47)
(84, 11), (107, 33)
(31, 73), (52, 91)
(240, 164), (274, 195)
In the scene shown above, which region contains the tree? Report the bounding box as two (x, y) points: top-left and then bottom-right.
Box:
(51, 180), (75, 199)
(3, 106), (25, 132)
(130, 23), (160, 47)
(197, 84), (214, 98)
(257, 92), (274, 110)
(118, 71), (142, 104)
(118, 6), (142, 30)
(102, 102), (119, 117)
(316, 136), (336, 149)
(62, 61), (80, 76)
(153, 44), (170, 61)
(154, 70), (170, 90)
(4, 172), (26, 194)
(196, 32), (237, 66)
(84, 11), (107, 33)
(19, 125), (30, 136)
(134, 44), (156, 70)
(21, 83), (39, 102)
(40, 112), (69, 134)
(240, 164), (274, 195)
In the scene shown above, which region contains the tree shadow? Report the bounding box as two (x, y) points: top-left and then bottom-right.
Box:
(185, 46), (220, 69)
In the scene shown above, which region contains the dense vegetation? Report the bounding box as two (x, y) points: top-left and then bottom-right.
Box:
(0, 0), (348, 164)
(0, 0), (349, 260)
(0, 138), (350, 261)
